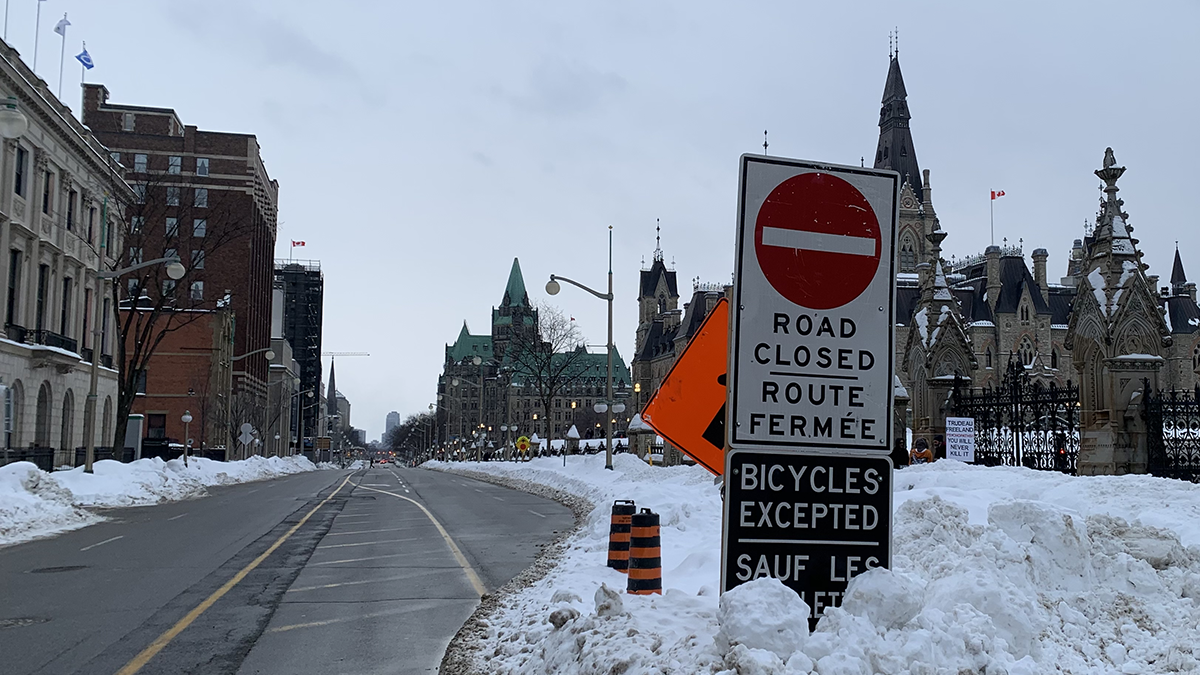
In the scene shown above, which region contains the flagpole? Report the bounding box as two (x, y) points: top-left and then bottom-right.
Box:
(4, 0), (9, 41)
(990, 196), (994, 246)
(32, 0), (41, 70)
(56, 14), (65, 98)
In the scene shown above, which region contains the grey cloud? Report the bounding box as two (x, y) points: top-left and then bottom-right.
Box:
(506, 57), (627, 118)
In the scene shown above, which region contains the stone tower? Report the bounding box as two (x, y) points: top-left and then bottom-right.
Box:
(634, 228), (680, 356)
(1066, 148), (1171, 475)
(491, 258), (538, 361)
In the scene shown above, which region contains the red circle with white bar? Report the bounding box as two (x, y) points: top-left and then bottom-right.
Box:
(754, 172), (881, 310)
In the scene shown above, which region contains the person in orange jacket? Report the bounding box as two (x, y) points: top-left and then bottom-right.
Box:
(909, 438), (934, 465)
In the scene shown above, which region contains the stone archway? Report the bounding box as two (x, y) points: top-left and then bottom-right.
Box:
(35, 382), (52, 448)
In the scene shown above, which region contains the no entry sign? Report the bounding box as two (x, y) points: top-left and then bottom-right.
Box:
(721, 448), (892, 630)
(730, 156), (898, 452)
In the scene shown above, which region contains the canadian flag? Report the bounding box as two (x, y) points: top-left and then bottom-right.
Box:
(990, 190), (1006, 200)
(291, 240), (306, 247)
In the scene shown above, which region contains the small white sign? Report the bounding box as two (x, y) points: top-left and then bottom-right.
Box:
(945, 417), (975, 462)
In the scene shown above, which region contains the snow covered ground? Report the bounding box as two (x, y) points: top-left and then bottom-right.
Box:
(428, 456), (1200, 674)
(0, 455), (321, 547)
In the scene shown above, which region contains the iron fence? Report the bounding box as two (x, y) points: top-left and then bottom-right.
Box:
(1143, 384), (1200, 482)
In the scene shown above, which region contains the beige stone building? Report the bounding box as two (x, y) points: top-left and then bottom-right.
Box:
(1, 40), (130, 466)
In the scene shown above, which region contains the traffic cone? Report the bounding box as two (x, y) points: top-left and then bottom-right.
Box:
(627, 508), (662, 595)
(607, 500), (636, 572)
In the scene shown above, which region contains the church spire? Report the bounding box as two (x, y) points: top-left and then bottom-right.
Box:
(873, 53), (923, 195)
(1171, 245), (1188, 294)
(501, 257), (530, 308)
(326, 358), (338, 419)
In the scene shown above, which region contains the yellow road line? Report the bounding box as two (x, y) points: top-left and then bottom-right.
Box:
(356, 484), (488, 597)
(114, 473), (354, 675)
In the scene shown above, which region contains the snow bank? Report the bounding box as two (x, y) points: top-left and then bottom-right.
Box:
(428, 456), (1200, 674)
(1, 455), (320, 546)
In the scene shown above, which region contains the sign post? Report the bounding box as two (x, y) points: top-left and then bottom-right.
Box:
(722, 154), (899, 624)
(945, 417), (975, 462)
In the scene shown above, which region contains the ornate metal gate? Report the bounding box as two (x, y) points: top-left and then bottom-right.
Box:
(1143, 385), (1200, 482)
(950, 359), (1080, 474)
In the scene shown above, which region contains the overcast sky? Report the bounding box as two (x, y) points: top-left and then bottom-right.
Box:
(12, 1), (1198, 440)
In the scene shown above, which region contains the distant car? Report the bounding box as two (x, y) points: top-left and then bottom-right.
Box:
(377, 459), (389, 465)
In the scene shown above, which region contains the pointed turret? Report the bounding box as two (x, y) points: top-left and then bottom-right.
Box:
(874, 55), (923, 195)
(1171, 247), (1188, 294)
(501, 258), (530, 308)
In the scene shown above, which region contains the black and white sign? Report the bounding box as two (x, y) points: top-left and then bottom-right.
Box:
(721, 448), (892, 628)
(945, 417), (975, 462)
(730, 156), (899, 452)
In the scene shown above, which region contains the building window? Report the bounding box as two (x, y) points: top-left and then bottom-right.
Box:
(899, 236), (916, 271)
(133, 154), (147, 173)
(41, 170), (53, 214)
(136, 371), (148, 395)
(131, 216), (145, 233)
(196, 157), (209, 176)
(190, 281), (203, 300)
(985, 347), (993, 368)
(126, 278), (139, 298)
(6, 249), (20, 325)
(1051, 348), (1059, 369)
(162, 279), (176, 298)
(166, 217), (178, 238)
(35, 264), (47, 330)
(164, 247), (177, 263)
(194, 188), (207, 208)
(193, 218), (206, 237)
(133, 183), (146, 204)
(148, 413), (167, 439)
(110, 151), (121, 165)
(123, 112), (135, 132)
(168, 156), (181, 174)
(66, 191), (77, 230)
(59, 277), (72, 335)
(14, 146), (27, 197)
(101, 298), (110, 355)
(166, 187), (180, 206)
(88, 207), (96, 244)
(82, 288), (91, 349)
(128, 246), (142, 264)
(191, 249), (205, 269)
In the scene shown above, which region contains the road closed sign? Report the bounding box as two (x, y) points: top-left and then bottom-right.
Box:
(730, 156), (899, 453)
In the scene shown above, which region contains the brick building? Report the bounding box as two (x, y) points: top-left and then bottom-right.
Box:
(80, 84), (279, 422)
(123, 305), (233, 455)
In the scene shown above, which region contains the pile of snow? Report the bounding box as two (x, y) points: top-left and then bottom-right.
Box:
(428, 456), (1200, 674)
(1, 455), (319, 546)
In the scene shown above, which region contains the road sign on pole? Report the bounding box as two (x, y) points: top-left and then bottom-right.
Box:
(642, 297), (729, 475)
(721, 448), (892, 629)
(729, 155), (899, 453)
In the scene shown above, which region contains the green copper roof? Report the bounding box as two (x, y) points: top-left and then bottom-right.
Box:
(503, 258), (529, 308)
(445, 321), (494, 364)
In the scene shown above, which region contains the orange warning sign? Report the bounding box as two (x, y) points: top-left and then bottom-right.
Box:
(641, 297), (728, 475)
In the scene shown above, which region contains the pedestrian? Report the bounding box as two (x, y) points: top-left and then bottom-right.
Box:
(933, 435), (946, 461)
(909, 438), (934, 465)
(889, 438), (909, 469)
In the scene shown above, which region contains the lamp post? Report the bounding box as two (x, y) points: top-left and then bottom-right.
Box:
(181, 410), (193, 467)
(546, 225), (618, 470)
(84, 251), (187, 473)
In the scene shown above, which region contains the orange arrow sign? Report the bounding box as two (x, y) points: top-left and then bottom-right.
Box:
(642, 297), (728, 475)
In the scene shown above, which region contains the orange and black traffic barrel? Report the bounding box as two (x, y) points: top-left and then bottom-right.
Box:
(627, 508), (662, 595)
(607, 500), (636, 572)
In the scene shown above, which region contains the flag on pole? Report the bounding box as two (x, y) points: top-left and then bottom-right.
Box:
(291, 240), (306, 247)
(53, 16), (70, 36)
(76, 48), (93, 69)
(991, 190), (1006, 200)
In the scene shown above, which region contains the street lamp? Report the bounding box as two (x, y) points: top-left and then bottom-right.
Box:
(83, 250), (187, 473)
(547, 225), (619, 470)
(181, 410), (193, 467)
(0, 97), (29, 138)
(231, 347), (275, 362)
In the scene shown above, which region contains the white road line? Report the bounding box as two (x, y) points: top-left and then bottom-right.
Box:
(474, 489), (482, 493)
(310, 552), (417, 566)
(761, 226), (876, 257)
(80, 535), (124, 551)
(268, 606), (419, 633)
(316, 537), (419, 550)
(324, 525), (423, 537)
(286, 573), (438, 593)
(167, 513), (187, 521)
(528, 510), (546, 518)
(492, 496), (505, 501)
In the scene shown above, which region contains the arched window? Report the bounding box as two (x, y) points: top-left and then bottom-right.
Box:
(657, 294), (667, 314)
(985, 348), (993, 369)
(882, 146), (889, 160)
(899, 235), (917, 272)
(60, 389), (75, 451)
(1020, 305), (1030, 323)
(35, 381), (52, 448)
(1193, 345), (1200, 370)
(102, 396), (113, 448)
(1051, 349), (1059, 369)
(1020, 337), (1036, 366)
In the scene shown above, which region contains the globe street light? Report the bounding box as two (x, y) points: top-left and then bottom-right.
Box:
(0, 96), (29, 139)
(546, 225), (619, 470)
(181, 410), (193, 467)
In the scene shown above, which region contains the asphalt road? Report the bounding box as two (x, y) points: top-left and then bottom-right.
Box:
(0, 465), (573, 675)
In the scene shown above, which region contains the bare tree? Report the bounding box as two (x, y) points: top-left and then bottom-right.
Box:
(503, 303), (592, 451)
(385, 412), (435, 461)
(106, 165), (255, 450)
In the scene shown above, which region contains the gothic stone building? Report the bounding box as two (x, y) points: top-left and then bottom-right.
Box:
(879, 55), (1200, 446)
(436, 258), (631, 452)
